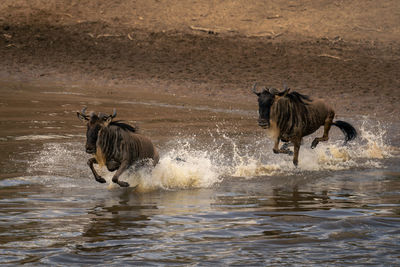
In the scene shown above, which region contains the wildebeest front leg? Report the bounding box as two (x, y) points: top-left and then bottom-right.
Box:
(279, 142), (294, 155)
(111, 160), (130, 187)
(273, 138), (293, 155)
(273, 138), (280, 154)
(292, 139), (301, 166)
(87, 158), (107, 183)
(311, 113), (334, 149)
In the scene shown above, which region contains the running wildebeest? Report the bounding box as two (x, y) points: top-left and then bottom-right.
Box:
(77, 107), (159, 187)
(252, 83), (357, 166)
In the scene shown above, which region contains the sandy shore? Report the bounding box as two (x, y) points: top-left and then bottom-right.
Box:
(1, 0), (399, 119)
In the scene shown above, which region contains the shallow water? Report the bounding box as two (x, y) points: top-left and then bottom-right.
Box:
(0, 82), (399, 265)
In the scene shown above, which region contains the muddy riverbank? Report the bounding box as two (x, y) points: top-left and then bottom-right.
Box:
(1, 0), (400, 119)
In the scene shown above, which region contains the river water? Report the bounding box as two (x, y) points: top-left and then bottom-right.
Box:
(0, 81), (399, 265)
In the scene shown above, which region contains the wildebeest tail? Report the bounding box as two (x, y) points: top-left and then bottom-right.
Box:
(332, 120), (357, 144)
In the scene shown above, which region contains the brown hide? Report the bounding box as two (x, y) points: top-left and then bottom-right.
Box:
(97, 124), (159, 167)
(270, 96), (334, 140)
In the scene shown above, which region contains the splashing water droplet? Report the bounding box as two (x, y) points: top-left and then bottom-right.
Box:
(26, 117), (396, 191)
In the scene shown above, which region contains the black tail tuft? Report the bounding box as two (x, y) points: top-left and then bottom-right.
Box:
(333, 120), (357, 144)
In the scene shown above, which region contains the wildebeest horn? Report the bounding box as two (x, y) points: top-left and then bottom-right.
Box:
(283, 83), (289, 91)
(111, 108), (117, 118)
(252, 83), (260, 95)
(77, 106), (89, 121)
(269, 88), (279, 95)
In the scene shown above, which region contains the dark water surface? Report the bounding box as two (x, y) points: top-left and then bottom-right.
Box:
(1, 82), (399, 265)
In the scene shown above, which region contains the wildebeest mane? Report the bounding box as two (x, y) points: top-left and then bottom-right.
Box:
(285, 91), (311, 105)
(98, 121), (154, 164)
(272, 91), (312, 138)
(110, 121), (137, 133)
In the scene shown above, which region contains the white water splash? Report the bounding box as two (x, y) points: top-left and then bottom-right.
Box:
(103, 138), (227, 192)
(28, 142), (89, 178)
(230, 117), (394, 177)
(26, 118), (396, 191)
(357, 118), (392, 159)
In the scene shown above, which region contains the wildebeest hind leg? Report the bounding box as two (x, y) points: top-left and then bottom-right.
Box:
(87, 158), (106, 183)
(311, 114), (334, 149)
(112, 160), (130, 187)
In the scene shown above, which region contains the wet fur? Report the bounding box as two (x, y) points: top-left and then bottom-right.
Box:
(272, 92), (313, 139)
(97, 124), (159, 169)
(272, 93), (330, 139)
(257, 89), (357, 165)
(79, 110), (159, 187)
(93, 122), (159, 187)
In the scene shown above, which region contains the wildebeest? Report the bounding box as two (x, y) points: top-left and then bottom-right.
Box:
(77, 107), (159, 187)
(252, 83), (357, 166)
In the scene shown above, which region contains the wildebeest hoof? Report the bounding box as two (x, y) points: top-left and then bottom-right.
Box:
(311, 139), (319, 149)
(113, 177), (129, 187)
(96, 177), (107, 183)
(117, 181), (130, 187)
(293, 160), (298, 166)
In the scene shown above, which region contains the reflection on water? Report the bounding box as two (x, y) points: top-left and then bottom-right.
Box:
(0, 170), (399, 265)
(1, 132), (399, 265)
(0, 82), (399, 265)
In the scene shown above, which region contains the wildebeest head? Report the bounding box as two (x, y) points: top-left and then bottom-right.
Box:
(77, 107), (117, 154)
(252, 83), (290, 128)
